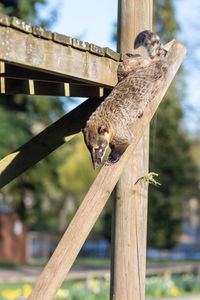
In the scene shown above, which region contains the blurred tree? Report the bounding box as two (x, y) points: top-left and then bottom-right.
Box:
(58, 134), (96, 197)
(149, 0), (199, 249)
(0, 0), (55, 25)
(0, 0), (66, 227)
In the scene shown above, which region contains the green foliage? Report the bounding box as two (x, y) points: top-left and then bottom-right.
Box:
(147, 0), (199, 249)
(146, 273), (200, 297)
(149, 95), (199, 248)
(0, 0), (51, 26)
(58, 133), (97, 197)
(153, 0), (179, 42)
(0, 1), (66, 227)
(0, 106), (31, 156)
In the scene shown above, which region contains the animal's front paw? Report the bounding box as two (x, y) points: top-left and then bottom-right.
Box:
(104, 144), (128, 166)
(125, 53), (141, 58)
(104, 154), (120, 166)
(104, 160), (113, 166)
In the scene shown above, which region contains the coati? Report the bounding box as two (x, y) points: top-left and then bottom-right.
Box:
(82, 30), (167, 169)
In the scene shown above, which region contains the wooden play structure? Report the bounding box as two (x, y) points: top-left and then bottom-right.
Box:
(0, 0), (186, 299)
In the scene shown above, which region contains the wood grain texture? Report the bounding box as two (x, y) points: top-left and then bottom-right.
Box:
(111, 132), (149, 300)
(111, 1), (152, 299)
(0, 26), (118, 88)
(28, 40), (186, 300)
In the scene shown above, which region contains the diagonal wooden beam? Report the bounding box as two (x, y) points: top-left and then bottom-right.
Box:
(28, 40), (186, 300)
(0, 97), (105, 189)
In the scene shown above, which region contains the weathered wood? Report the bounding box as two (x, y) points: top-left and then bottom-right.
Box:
(72, 38), (89, 51)
(104, 48), (121, 61)
(111, 1), (152, 300)
(0, 97), (105, 189)
(117, 0), (152, 54)
(53, 32), (72, 45)
(28, 40), (186, 300)
(0, 14), (10, 26)
(0, 77), (106, 97)
(89, 44), (105, 56)
(0, 26), (119, 88)
(111, 133), (149, 300)
(32, 25), (52, 40)
(10, 16), (32, 34)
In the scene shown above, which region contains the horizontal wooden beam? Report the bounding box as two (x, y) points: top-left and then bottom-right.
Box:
(0, 62), (80, 83)
(0, 26), (119, 88)
(0, 97), (105, 189)
(28, 40), (186, 300)
(0, 77), (107, 97)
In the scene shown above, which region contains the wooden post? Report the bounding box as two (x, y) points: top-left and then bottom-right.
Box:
(28, 40), (186, 300)
(111, 1), (152, 300)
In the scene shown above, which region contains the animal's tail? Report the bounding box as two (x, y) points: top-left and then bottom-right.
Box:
(134, 30), (167, 59)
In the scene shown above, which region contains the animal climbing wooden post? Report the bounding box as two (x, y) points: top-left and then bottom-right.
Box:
(111, 1), (152, 300)
(28, 39), (186, 300)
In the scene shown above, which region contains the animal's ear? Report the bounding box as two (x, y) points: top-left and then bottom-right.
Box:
(98, 126), (108, 135)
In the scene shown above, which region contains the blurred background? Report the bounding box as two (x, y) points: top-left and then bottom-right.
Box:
(0, 0), (200, 299)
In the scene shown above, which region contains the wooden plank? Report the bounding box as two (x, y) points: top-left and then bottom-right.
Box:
(111, 1), (152, 300)
(0, 77), (108, 97)
(0, 61), (5, 73)
(28, 40), (186, 300)
(0, 77), (5, 93)
(0, 62), (82, 83)
(29, 80), (35, 95)
(0, 97), (105, 189)
(0, 26), (119, 88)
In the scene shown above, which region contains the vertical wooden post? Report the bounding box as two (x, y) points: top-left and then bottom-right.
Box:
(111, 1), (152, 300)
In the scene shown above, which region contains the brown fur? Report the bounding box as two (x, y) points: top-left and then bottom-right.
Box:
(134, 30), (167, 59)
(82, 31), (168, 168)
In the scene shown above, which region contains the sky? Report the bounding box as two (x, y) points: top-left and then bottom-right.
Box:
(39, 0), (117, 49)
(175, 0), (200, 133)
(38, 0), (200, 133)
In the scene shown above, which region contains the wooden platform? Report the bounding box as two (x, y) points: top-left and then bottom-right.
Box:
(0, 14), (121, 97)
